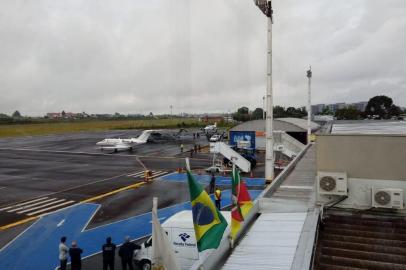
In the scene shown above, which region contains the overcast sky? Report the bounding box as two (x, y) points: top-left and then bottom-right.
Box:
(0, 0), (405, 116)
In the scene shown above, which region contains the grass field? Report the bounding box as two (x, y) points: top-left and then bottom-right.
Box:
(0, 118), (209, 138)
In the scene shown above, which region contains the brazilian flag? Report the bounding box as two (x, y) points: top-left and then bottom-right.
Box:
(186, 170), (228, 252)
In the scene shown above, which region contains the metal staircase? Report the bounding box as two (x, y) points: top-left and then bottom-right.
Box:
(209, 142), (251, 172)
(273, 131), (306, 158)
(313, 212), (406, 270)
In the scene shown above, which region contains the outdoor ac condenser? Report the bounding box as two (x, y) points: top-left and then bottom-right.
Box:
(317, 172), (348, 196)
(372, 188), (404, 209)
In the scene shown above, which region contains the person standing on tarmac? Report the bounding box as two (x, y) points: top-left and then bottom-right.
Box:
(59, 236), (68, 270)
(180, 144), (184, 153)
(215, 187), (222, 210)
(119, 236), (140, 270)
(209, 173), (216, 194)
(69, 241), (83, 270)
(102, 236), (116, 270)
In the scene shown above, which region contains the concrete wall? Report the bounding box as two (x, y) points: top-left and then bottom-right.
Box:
(316, 134), (406, 181)
(324, 178), (406, 209)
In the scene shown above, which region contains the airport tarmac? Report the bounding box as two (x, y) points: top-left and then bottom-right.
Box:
(0, 129), (266, 269)
(0, 131), (208, 230)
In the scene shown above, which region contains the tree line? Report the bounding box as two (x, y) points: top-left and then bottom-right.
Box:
(232, 95), (405, 122)
(334, 95), (404, 120)
(232, 106), (307, 122)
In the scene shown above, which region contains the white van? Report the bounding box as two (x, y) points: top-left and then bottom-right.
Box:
(134, 210), (231, 270)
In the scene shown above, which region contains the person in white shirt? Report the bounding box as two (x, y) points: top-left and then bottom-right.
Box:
(59, 236), (68, 270)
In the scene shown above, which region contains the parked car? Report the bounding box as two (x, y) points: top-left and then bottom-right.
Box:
(209, 134), (221, 142)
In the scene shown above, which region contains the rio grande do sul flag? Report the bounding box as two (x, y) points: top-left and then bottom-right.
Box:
(185, 159), (227, 252)
(230, 165), (253, 240)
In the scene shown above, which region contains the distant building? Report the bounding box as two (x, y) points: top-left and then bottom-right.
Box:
(64, 112), (77, 119)
(46, 112), (79, 119)
(312, 102), (368, 114)
(311, 104), (325, 114)
(199, 115), (224, 123)
(46, 113), (61, 119)
(326, 103), (346, 113)
(349, 101), (368, 112)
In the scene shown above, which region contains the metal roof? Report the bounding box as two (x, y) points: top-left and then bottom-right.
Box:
(278, 118), (320, 131)
(222, 212), (307, 270)
(230, 118), (320, 133)
(332, 120), (406, 134)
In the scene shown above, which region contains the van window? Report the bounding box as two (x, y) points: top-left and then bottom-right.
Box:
(145, 237), (152, 247)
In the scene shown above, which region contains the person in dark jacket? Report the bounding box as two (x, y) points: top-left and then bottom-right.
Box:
(118, 236), (140, 270)
(69, 241), (83, 270)
(102, 236), (116, 270)
(209, 173), (216, 194)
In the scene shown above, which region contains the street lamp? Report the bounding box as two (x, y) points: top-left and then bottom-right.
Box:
(307, 67), (312, 144)
(254, 0), (274, 181)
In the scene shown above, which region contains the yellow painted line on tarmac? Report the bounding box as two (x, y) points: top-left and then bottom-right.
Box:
(0, 216), (38, 231)
(0, 182), (146, 231)
(81, 182), (145, 203)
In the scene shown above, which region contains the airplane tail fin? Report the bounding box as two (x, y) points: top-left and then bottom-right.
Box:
(137, 130), (152, 142)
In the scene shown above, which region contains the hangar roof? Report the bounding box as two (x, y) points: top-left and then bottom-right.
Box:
(230, 118), (320, 133)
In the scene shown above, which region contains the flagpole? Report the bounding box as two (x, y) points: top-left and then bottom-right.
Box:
(152, 197), (158, 268)
(152, 197), (158, 214)
(185, 158), (190, 171)
(230, 164), (236, 249)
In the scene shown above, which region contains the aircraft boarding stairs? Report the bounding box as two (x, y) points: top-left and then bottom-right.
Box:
(273, 131), (306, 159)
(209, 142), (251, 172)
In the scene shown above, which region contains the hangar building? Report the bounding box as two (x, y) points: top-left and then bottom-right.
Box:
(230, 117), (320, 149)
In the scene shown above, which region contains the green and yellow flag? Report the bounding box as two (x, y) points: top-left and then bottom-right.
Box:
(186, 160), (227, 252)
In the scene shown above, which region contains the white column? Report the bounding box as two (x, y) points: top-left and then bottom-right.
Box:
(265, 16), (274, 181)
(307, 67), (312, 144)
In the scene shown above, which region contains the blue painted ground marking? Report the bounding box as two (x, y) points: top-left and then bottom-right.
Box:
(161, 172), (265, 187)
(0, 190), (261, 270)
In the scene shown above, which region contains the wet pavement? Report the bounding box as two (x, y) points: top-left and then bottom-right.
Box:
(0, 129), (266, 269)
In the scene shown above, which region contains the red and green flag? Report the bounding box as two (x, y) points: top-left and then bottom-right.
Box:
(186, 159), (228, 252)
(231, 165), (253, 240)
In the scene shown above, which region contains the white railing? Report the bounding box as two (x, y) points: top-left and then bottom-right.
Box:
(193, 143), (312, 270)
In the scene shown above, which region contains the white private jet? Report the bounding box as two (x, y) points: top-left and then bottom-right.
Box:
(203, 122), (217, 133)
(96, 130), (153, 152)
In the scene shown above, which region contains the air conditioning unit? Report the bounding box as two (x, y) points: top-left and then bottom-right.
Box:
(372, 188), (404, 209)
(317, 172), (348, 196)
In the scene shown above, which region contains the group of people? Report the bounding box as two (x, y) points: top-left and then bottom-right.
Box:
(59, 236), (140, 270)
(192, 132), (200, 139)
(179, 144), (202, 156)
(190, 144), (202, 157)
